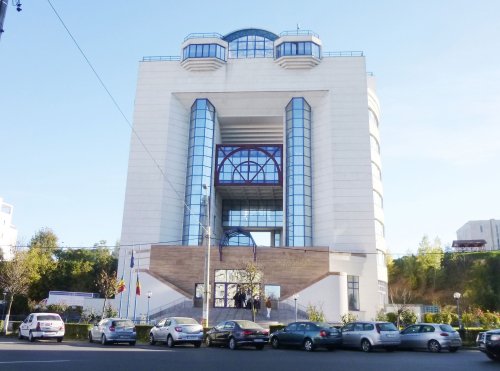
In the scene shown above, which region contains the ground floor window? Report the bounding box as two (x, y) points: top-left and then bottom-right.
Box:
(348, 275), (360, 311)
(264, 285), (281, 299)
(378, 280), (388, 307)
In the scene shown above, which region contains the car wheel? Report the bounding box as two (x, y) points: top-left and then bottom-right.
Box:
(271, 337), (280, 349)
(88, 332), (93, 343)
(361, 339), (372, 352)
(428, 339), (441, 353)
(255, 344), (265, 350)
(229, 337), (238, 350)
(449, 347), (458, 353)
(205, 336), (213, 347)
(485, 352), (499, 361)
(303, 338), (314, 352)
(29, 331), (35, 343)
(194, 342), (202, 348)
(129, 341), (136, 346)
(57, 337), (63, 343)
(101, 334), (108, 345)
(149, 334), (156, 345)
(167, 335), (175, 348)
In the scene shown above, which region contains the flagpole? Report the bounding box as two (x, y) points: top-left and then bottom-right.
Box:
(133, 245), (141, 323)
(118, 249), (126, 317)
(126, 246), (134, 318)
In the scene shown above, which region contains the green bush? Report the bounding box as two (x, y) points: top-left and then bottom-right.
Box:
(307, 305), (325, 322)
(135, 325), (152, 342)
(400, 309), (417, 326)
(386, 312), (397, 324)
(423, 313), (434, 323)
(64, 324), (92, 340)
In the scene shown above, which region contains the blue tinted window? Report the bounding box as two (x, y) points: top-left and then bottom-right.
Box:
(276, 42), (321, 58)
(182, 44), (226, 61)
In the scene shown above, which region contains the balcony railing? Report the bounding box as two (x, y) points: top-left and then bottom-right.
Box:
(280, 30), (320, 38)
(323, 51), (363, 57)
(142, 56), (181, 62)
(183, 32), (223, 42)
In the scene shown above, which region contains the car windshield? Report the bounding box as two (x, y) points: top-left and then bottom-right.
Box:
(377, 323), (398, 331)
(37, 315), (61, 321)
(439, 324), (455, 332)
(236, 320), (263, 329)
(175, 318), (199, 325)
(112, 320), (134, 328)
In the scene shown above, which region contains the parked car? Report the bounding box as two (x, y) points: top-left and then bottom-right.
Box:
(88, 318), (136, 345)
(149, 317), (204, 348)
(341, 321), (400, 352)
(477, 328), (500, 361)
(18, 312), (65, 342)
(400, 323), (461, 353)
(205, 320), (269, 350)
(269, 321), (342, 351)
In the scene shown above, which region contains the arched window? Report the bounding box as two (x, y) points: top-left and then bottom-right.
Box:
(223, 28), (278, 59)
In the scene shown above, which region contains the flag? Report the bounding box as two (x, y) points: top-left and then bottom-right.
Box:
(130, 251), (135, 268)
(135, 275), (141, 296)
(117, 277), (126, 293)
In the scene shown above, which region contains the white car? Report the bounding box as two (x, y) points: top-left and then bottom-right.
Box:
(149, 317), (204, 347)
(18, 312), (65, 342)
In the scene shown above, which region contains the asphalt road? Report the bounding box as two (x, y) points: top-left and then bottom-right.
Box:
(0, 339), (496, 371)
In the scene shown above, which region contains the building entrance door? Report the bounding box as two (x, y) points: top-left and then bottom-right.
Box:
(214, 283), (238, 308)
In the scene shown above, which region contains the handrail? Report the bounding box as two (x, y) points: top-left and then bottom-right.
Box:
(280, 30), (319, 38)
(323, 51), (363, 57)
(148, 296), (190, 316)
(142, 56), (180, 62)
(183, 32), (223, 42)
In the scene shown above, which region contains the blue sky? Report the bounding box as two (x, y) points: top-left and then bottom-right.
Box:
(1, 0), (499, 255)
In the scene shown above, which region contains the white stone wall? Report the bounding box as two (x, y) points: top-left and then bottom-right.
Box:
(457, 219), (500, 250)
(120, 40), (386, 320)
(0, 197), (17, 261)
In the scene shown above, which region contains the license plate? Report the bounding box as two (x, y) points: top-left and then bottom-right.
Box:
(386, 334), (395, 338)
(254, 339), (264, 342)
(186, 336), (197, 340)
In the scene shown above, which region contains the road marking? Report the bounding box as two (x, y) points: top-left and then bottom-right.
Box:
(0, 360), (72, 364)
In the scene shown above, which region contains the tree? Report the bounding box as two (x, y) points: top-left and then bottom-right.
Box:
(96, 270), (117, 318)
(389, 287), (413, 328)
(236, 261), (263, 322)
(416, 236), (443, 291)
(0, 251), (32, 333)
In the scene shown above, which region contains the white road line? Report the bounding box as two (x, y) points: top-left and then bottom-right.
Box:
(0, 360), (72, 364)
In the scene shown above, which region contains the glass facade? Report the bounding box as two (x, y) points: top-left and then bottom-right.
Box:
(276, 42), (321, 58)
(215, 145), (282, 185)
(222, 200), (282, 228)
(286, 98), (312, 246)
(228, 35), (274, 59)
(182, 44), (226, 61)
(182, 99), (215, 245)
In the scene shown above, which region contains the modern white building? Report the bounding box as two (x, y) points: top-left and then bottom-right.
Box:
(457, 220), (500, 251)
(0, 197), (18, 261)
(119, 28), (387, 323)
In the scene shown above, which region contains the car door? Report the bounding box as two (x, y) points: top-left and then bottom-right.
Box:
(418, 324), (436, 348)
(279, 323), (297, 345)
(291, 322), (306, 346)
(153, 319), (165, 341)
(210, 322), (225, 344)
(221, 321), (235, 344)
(351, 323), (364, 346)
(400, 325), (421, 348)
(161, 319), (171, 341)
(341, 323), (355, 347)
(20, 315), (33, 337)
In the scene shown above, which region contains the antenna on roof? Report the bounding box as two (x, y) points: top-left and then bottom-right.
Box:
(296, 23), (301, 33)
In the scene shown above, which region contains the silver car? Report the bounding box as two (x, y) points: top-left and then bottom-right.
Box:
(149, 317), (203, 348)
(88, 318), (136, 346)
(341, 321), (401, 352)
(400, 323), (462, 352)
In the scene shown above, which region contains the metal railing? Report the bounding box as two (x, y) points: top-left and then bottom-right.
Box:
(142, 56), (180, 62)
(183, 32), (223, 42)
(280, 30), (320, 38)
(323, 51), (363, 57)
(148, 297), (192, 319)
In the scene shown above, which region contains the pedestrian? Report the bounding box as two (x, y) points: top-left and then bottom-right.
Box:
(266, 297), (272, 318)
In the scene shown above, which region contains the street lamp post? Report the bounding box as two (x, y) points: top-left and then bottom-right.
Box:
(293, 294), (299, 322)
(147, 291), (152, 324)
(202, 184), (211, 328)
(453, 292), (462, 329)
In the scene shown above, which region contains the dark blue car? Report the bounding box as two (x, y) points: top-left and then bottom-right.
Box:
(270, 321), (342, 351)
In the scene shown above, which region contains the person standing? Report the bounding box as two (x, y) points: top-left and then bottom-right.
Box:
(266, 297), (272, 319)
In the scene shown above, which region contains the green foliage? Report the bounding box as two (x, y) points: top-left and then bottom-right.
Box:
(104, 303), (118, 318)
(400, 309), (417, 326)
(423, 313), (434, 323)
(375, 309), (387, 321)
(63, 324), (92, 340)
(340, 312), (357, 325)
(386, 312), (397, 323)
(432, 311), (452, 324)
(307, 304), (325, 322)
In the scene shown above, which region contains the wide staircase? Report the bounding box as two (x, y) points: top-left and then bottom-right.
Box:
(149, 299), (308, 327)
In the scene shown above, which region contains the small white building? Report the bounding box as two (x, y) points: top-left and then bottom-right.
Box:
(457, 219), (500, 251)
(0, 197), (18, 261)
